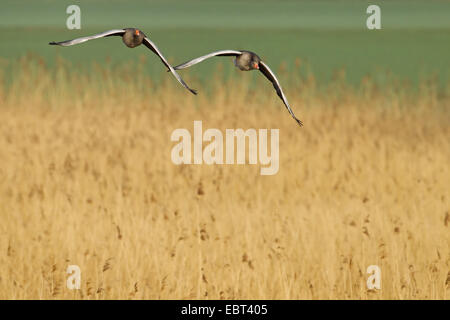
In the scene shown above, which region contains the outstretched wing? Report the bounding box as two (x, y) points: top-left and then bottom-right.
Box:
(259, 61), (303, 127)
(173, 50), (243, 70)
(142, 37), (197, 95)
(49, 29), (125, 46)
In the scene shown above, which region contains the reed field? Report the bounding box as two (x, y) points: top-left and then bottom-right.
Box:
(0, 56), (448, 299)
(0, 0), (449, 301)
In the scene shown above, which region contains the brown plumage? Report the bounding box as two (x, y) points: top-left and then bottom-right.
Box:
(49, 28), (197, 95)
(174, 50), (303, 126)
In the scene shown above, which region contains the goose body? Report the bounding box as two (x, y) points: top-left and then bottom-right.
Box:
(49, 28), (197, 95)
(234, 51), (260, 71)
(174, 50), (302, 126)
(122, 28), (145, 48)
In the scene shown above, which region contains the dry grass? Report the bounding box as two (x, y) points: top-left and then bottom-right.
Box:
(0, 57), (449, 299)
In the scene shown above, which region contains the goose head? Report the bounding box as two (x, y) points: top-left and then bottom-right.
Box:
(249, 53), (261, 70)
(134, 29), (141, 38)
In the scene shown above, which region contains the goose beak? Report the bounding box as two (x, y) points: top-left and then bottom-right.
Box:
(253, 62), (259, 70)
(135, 29), (140, 35)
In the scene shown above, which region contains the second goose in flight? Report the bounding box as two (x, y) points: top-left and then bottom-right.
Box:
(173, 50), (302, 126)
(49, 28), (197, 95)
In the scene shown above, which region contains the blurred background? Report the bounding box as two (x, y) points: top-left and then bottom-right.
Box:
(1, 0), (449, 88)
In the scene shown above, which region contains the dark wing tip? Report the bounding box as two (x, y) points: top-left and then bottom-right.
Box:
(190, 88), (198, 95)
(295, 118), (303, 127)
(49, 41), (58, 45)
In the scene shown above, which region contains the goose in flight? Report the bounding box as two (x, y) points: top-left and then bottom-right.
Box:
(49, 28), (197, 95)
(173, 50), (302, 126)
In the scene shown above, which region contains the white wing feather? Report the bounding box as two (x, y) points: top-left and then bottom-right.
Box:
(143, 37), (197, 95)
(259, 61), (303, 126)
(173, 50), (242, 70)
(49, 29), (125, 46)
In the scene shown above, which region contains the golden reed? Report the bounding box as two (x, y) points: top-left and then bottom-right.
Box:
(0, 55), (448, 299)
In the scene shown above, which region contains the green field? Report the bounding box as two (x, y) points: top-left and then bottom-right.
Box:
(1, 0), (450, 87)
